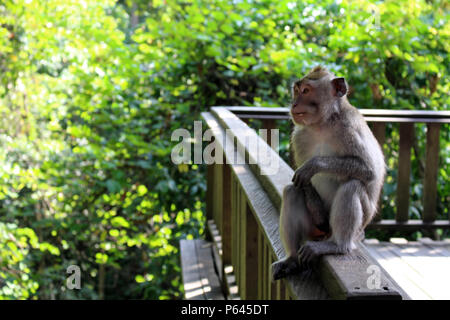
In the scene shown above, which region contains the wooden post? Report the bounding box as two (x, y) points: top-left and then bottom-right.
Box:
(266, 245), (272, 299)
(231, 176), (238, 290)
(213, 164), (223, 231)
(239, 189), (247, 298)
(271, 255), (280, 299)
(235, 183), (241, 290)
(222, 164), (232, 264)
(262, 242), (268, 299)
(396, 123), (414, 222)
(206, 164), (214, 221)
(257, 230), (263, 300)
(244, 204), (259, 299)
(261, 119), (276, 149)
(423, 123), (441, 223)
(371, 122), (387, 149)
(279, 281), (286, 300)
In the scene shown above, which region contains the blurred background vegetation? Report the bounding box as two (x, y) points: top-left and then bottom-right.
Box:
(0, 0), (448, 299)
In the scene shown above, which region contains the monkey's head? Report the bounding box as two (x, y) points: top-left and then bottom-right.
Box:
(290, 66), (348, 126)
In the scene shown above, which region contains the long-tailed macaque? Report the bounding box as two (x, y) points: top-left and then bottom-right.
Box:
(272, 66), (385, 280)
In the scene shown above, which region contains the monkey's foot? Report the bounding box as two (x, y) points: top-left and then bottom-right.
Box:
(298, 241), (339, 269)
(271, 256), (300, 281)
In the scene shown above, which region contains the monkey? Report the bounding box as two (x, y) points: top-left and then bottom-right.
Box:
(272, 66), (385, 280)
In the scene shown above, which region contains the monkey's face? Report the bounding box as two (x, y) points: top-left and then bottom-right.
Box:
(290, 80), (322, 126)
(290, 75), (348, 126)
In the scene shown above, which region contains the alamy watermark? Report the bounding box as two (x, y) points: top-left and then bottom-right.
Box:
(366, 264), (381, 290)
(66, 265), (81, 290)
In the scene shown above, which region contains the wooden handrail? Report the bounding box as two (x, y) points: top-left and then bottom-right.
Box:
(221, 106), (450, 231)
(227, 106), (450, 123)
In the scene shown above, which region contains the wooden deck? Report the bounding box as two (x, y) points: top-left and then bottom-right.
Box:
(180, 239), (225, 300)
(364, 238), (450, 300)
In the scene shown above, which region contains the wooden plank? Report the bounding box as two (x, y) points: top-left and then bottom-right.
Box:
(195, 240), (225, 300)
(226, 106), (450, 117)
(360, 109), (450, 118)
(285, 286), (291, 300)
(180, 239), (225, 300)
(362, 117), (450, 123)
(206, 218), (244, 300)
(239, 189), (247, 299)
(266, 243), (271, 299)
(419, 238), (450, 257)
(319, 245), (403, 299)
(388, 243), (445, 300)
(396, 123), (414, 222)
(213, 164), (223, 235)
(236, 114), (450, 123)
(235, 182), (241, 291)
(257, 229), (263, 299)
(180, 239), (205, 299)
(423, 123), (440, 223)
(262, 240), (267, 299)
(226, 106), (450, 121)
(222, 164), (232, 264)
(231, 173), (237, 280)
(379, 240), (450, 299)
(395, 242), (450, 293)
(245, 204), (259, 299)
(271, 253), (280, 300)
(206, 164), (214, 221)
(367, 219), (450, 230)
(364, 241), (430, 299)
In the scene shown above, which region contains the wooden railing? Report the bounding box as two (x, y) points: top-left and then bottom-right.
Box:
(201, 106), (449, 300)
(227, 106), (450, 231)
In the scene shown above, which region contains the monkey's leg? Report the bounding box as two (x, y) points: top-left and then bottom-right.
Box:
(298, 180), (364, 268)
(302, 182), (329, 233)
(272, 184), (314, 280)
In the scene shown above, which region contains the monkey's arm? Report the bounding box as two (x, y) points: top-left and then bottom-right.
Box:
(293, 156), (374, 187)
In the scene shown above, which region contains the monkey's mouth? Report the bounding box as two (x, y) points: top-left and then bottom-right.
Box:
(292, 112), (307, 118)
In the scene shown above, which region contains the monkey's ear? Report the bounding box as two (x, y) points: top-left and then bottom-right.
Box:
(331, 77), (347, 97)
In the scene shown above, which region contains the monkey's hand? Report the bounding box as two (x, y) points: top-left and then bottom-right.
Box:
(298, 241), (340, 269)
(292, 161), (317, 188)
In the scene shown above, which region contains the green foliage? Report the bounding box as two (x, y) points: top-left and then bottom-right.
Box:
(0, 0), (448, 299)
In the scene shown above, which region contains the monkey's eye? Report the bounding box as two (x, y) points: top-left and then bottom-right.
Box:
(301, 87), (309, 94)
